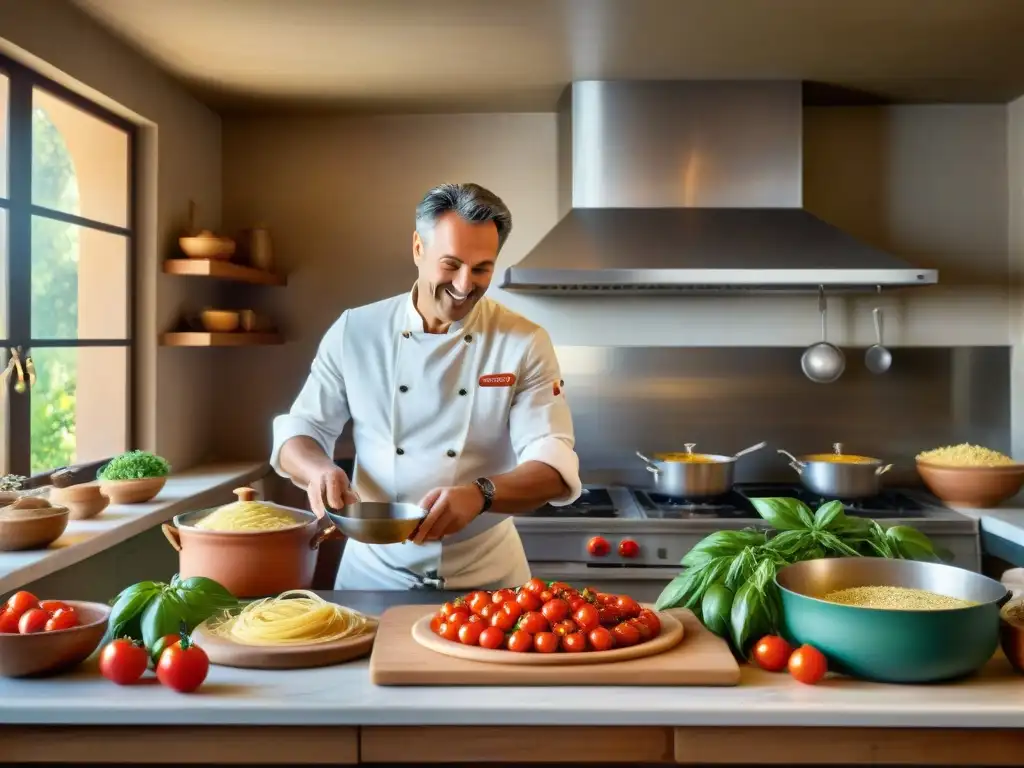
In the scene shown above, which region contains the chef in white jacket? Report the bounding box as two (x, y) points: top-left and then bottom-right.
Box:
(271, 182), (582, 590)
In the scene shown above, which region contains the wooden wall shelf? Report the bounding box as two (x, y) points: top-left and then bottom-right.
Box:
(160, 332), (284, 347)
(163, 259), (286, 286)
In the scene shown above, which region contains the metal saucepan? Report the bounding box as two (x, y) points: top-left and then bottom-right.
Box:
(636, 441), (767, 498)
(777, 442), (892, 499)
(324, 501), (427, 545)
(776, 557), (1009, 683)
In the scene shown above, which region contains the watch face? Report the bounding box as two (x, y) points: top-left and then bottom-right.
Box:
(477, 477), (495, 497)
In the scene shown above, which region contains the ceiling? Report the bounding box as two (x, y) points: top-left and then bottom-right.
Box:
(70, 0), (1024, 113)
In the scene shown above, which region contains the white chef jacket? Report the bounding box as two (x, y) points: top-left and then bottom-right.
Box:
(270, 286), (582, 590)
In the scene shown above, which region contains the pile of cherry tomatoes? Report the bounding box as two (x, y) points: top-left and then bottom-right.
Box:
(428, 579), (662, 654)
(0, 591), (80, 634)
(752, 634), (828, 685)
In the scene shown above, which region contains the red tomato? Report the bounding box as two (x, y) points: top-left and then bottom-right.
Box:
(500, 601), (522, 621)
(627, 617), (652, 642)
(430, 614), (444, 634)
(438, 621), (461, 641)
(541, 598), (570, 624)
(611, 621), (641, 647)
(479, 603), (498, 621)
(562, 632), (588, 652)
(467, 591), (491, 615)
(588, 626), (614, 651)
(597, 592), (617, 605)
(99, 639), (149, 685)
(538, 589), (554, 603)
(440, 601), (469, 620)
(0, 609), (19, 634)
(788, 644), (828, 685)
(549, 581), (574, 595)
(490, 609), (516, 632)
(533, 631), (559, 653)
(5, 591), (38, 619)
(445, 612), (468, 631)
(506, 630), (532, 652)
(573, 603), (600, 632)
(38, 600), (70, 613)
(156, 637), (209, 693)
(522, 578), (547, 595)
(458, 621), (484, 646)
(18, 608), (49, 634)
(615, 595), (642, 618)
(478, 626), (504, 650)
(516, 591), (542, 612)
(466, 614), (484, 625)
(551, 619), (577, 637)
(753, 635), (793, 673)
(518, 611), (548, 634)
(491, 588), (517, 605)
(598, 606), (623, 626)
(44, 609), (78, 632)
(636, 609), (662, 637)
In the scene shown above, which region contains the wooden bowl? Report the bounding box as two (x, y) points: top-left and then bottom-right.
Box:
(1000, 599), (1024, 675)
(916, 460), (1024, 508)
(179, 231), (235, 260)
(0, 506), (70, 551)
(49, 483), (109, 521)
(0, 600), (111, 678)
(99, 476), (166, 505)
(200, 310), (240, 333)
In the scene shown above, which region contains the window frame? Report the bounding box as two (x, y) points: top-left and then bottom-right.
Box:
(0, 52), (137, 486)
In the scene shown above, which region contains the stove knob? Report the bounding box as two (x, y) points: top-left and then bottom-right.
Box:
(618, 539), (640, 558)
(587, 536), (610, 557)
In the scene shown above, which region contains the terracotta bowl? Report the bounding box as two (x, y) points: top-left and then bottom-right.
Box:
(916, 460), (1024, 509)
(179, 231), (235, 260)
(49, 483), (109, 521)
(0, 506), (70, 551)
(200, 310), (240, 333)
(99, 476), (166, 505)
(999, 599), (1024, 675)
(0, 600), (111, 678)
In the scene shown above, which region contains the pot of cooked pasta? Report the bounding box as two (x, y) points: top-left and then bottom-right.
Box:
(775, 557), (1010, 683)
(162, 487), (330, 598)
(777, 442), (892, 499)
(635, 441), (766, 498)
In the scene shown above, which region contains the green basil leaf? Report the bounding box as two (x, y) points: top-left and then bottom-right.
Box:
(886, 526), (936, 555)
(750, 497), (814, 531)
(813, 500), (845, 530)
(103, 581), (162, 645)
(724, 547), (757, 591)
(681, 530), (766, 567)
(655, 568), (704, 611)
(816, 530), (861, 557)
(701, 583), (734, 637)
(730, 580), (772, 657)
(141, 592), (187, 652)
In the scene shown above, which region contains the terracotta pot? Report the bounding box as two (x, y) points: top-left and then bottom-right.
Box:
(916, 460), (1024, 508)
(99, 476), (166, 505)
(161, 487), (330, 598)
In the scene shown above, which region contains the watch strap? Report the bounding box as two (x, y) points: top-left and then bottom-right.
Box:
(473, 477), (495, 514)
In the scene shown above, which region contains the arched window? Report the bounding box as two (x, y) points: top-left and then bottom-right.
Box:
(0, 55), (134, 479)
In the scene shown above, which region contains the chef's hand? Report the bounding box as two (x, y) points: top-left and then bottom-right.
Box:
(306, 466), (360, 519)
(411, 484), (484, 544)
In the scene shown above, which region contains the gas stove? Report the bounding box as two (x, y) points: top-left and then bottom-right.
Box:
(516, 482), (981, 603)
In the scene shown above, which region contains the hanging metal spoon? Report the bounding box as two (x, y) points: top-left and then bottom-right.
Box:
(801, 288), (845, 384)
(865, 307), (892, 374)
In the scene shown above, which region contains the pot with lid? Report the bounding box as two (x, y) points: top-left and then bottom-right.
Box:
(636, 441), (766, 498)
(778, 443), (892, 499)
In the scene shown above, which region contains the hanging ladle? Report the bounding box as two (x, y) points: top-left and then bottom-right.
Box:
(800, 287), (845, 384)
(865, 307), (892, 374)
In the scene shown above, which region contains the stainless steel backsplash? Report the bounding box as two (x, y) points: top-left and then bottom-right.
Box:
(554, 346), (1010, 488)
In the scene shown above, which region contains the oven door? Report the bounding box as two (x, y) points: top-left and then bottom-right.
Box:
(527, 562), (681, 604)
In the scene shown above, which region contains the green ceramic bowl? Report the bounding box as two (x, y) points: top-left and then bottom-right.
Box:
(775, 557), (1009, 683)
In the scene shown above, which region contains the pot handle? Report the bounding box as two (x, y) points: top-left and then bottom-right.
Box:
(309, 517), (339, 550)
(162, 523), (182, 553)
(777, 449), (806, 474)
(644, 465), (660, 476)
(636, 451), (661, 475)
(876, 463), (893, 477)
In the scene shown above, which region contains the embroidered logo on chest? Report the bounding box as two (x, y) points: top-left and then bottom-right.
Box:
(479, 373), (517, 388)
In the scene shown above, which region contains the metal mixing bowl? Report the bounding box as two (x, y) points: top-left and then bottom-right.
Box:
(775, 557), (1009, 683)
(325, 502), (426, 545)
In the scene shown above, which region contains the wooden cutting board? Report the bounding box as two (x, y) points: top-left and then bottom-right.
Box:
(191, 619), (376, 670)
(369, 605), (740, 686)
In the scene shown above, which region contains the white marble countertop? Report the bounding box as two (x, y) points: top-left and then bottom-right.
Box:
(0, 462), (270, 595)
(949, 494), (1024, 550)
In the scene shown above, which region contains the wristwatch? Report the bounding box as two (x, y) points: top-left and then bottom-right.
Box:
(472, 477), (495, 514)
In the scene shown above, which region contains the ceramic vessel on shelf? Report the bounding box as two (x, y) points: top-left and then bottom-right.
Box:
(0, 501), (70, 551)
(916, 460), (1024, 508)
(201, 310), (241, 333)
(179, 230), (236, 260)
(49, 482), (109, 521)
(99, 476), (166, 505)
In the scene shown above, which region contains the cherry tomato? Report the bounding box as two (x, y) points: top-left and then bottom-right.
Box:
(500, 601), (522, 621)
(156, 635), (209, 693)
(518, 611), (548, 634)
(615, 595), (641, 618)
(636, 609), (662, 637)
(467, 591), (491, 615)
(491, 588), (517, 605)
(533, 631), (559, 653)
(18, 608), (49, 634)
(479, 603), (498, 621)
(551, 619), (577, 637)
(573, 603), (600, 632)
(490, 609), (516, 632)
(430, 614), (444, 634)
(611, 621), (641, 647)
(627, 617), (652, 642)
(99, 639), (149, 685)
(598, 606), (623, 626)
(788, 644), (828, 685)
(458, 621), (484, 646)
(478, 626), (504, 649)
(753, 635), (793, 673)
(441, 601), (469, 620)
(438, 621), (461, 641)
(550, 581), (574, 595)
(0, 609), (19, 634)
(597, 592), (617, 605)
(523, 578), (547, 595)
(44, 609), (78, 632)
(562, 632), (588, 652)
(150, 634), (182, 664)
(506, 630), (533, 652)
(5, 591), (38, 619)
(466, 614), (484, 625)
(516, 591), (542, 612)
(541, 598), (570, 624)
(38, 600), (70, 613)
(538, 589), (554, 603)
(446, 612), (468, 631)
(588, 626), (614, 651)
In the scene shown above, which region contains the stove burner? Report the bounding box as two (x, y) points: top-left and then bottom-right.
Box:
(533, 487), (619, 518)
(633, 490), (759, 520)
(736, 484), (927, 519)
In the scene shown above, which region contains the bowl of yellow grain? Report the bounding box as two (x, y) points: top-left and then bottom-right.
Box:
(915, 444), (1024, 509)
(776, 557), (1009, 683)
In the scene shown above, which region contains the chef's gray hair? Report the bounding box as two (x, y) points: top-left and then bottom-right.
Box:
(415, 183), (513, 253)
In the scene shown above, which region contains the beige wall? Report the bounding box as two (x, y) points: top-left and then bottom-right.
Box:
(218, 105), (1009, 461)
(0, 0), (222, 471)
(1009, 96), (1024, 459)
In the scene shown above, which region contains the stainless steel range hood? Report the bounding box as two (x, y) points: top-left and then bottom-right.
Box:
(501, 81), (938, 295)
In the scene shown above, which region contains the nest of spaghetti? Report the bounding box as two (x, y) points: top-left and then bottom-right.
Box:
(204, 590), (377, 647)
(187, 499), (309, 533)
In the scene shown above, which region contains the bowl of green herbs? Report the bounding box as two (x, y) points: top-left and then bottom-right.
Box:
(97, 451), (171, 505)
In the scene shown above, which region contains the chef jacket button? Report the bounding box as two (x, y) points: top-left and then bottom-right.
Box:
(446, 449), (456, 458)
(464, 334), (473, 343)
(402, 331), (411, 339)
(396, 447), (405, 456)
(458, 388), (467, 396)
(399, 385), (409, 393)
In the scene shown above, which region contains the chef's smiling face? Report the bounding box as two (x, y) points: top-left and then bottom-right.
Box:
(413, 212), (499, 332)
